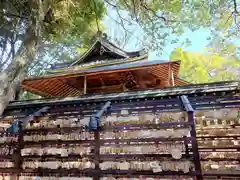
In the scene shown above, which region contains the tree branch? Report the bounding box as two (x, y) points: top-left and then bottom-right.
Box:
(232, 0), (240, 29)
(92, 0), (100, 32)
(233, 0), (238, 13)
(131, 0), (140, 23)
(103, 0), (117, 8)
(139, 1), (167, 22)
(104, 0), (135, 25)
(104, 0), (133, 41)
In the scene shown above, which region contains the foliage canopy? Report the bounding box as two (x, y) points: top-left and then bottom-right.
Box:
(170, 48), (240, 83)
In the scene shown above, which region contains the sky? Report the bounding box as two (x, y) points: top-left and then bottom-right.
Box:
(148, 28), (211, 60)
(103, 8), (212, 61)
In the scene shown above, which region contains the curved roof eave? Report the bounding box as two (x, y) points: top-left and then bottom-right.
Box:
(71, 38), (144, 66)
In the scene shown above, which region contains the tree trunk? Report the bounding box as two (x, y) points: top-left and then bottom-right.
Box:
(14, 71), (28, 100)
(0, 0), (46, 116)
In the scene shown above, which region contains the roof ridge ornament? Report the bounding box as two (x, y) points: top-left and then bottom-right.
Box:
(96, 31), (108, 41)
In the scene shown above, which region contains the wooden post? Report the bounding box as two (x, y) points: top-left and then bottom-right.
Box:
(168, 63), (171, 86)
(171, 66), (175, 86)
(84, 75), (87, 94)
(180, 95), (203, 180)
(168, 63), (175, 86)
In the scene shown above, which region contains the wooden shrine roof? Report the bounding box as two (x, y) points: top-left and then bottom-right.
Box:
(21, 60), (187, 97)
(46, 53), (148, 75)
(71, 37), (144, 66)
(50, 34), (146, 70)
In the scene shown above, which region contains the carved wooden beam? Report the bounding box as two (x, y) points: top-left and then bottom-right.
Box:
(118, 71), (138, 91)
